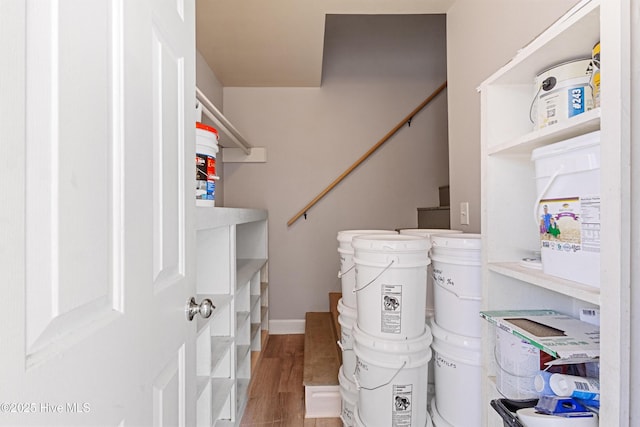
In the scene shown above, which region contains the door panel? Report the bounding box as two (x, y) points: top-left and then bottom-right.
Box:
(0, 0), (196, 425)
(24, 0), (123, 364)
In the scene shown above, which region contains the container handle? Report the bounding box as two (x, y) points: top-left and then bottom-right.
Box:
(337, 340), (353, 352)
(353, 260), (395, 293)
(433, 278), (482, 301)
(353, 360), (407, 391)
(337, 264), (355, 279)
(533, 166), (564, 229)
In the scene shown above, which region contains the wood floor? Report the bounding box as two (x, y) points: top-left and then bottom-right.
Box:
(240, 334), (342, 427)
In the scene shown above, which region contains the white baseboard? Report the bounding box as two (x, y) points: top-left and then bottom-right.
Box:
(268, 319), (305, 334)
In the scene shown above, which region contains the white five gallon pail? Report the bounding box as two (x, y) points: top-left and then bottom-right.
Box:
(353, 324), (432, 427)
(495, 327), (540, 400)
(338, 298), (358, 378)
(195, 122), (219, 207)
(353, 234), (430, 340)
(429, 398), (453, 427)
(430, 233), (482, 337)
(533, 58), (594, 130)
(430, 320), (482, 427)
(399, 229), (462, 318)
(532, 130), (600, 288)
(337, 230), (398, 308)
(339, 366), (358, 427)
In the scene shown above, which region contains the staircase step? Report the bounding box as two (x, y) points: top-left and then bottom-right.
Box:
(303, 312), (341, 386)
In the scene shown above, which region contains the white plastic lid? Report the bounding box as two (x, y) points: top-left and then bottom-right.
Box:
(531, 130), (600, 162)
(431, 233), (481, 250)
(351, 234), (429, 252)
(399, 228), (463, 238)
(429, 319), (481, 351)
(337, 229), (397, 244)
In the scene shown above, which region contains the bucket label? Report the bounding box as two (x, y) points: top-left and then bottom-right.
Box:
(391, 384), (412, 426)
(195, 153), (216, 200)
(568, 86), (585, 117)
(435, 353), (457, 370)
(381, 284), (402, 334)
(538, 196), (600, 253)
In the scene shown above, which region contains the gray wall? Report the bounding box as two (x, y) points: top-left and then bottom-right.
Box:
(445, 0), (580, 232)
(222, 14), (449, 321)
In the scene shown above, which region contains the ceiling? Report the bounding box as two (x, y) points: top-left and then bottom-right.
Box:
(195, 0), (454, 87)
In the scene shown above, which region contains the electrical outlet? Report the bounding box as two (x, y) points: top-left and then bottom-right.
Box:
(460, 202), (470, 225)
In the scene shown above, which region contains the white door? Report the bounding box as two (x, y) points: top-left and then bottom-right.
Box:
(0, 0), (198, 426)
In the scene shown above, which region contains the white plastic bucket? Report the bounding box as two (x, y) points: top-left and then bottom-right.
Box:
(399, 229), (462, 318)
(533, 58), (594, 129)
(353, 234), (430, 340)
(338, 298), (358, 378)
(353, 324), (432, 427)
(495, 327), (540, 400)
(337, 230), (398, 308)
(339, 366), (358, 427)
(532, 131), (601, 288)
(429, 398), (453, 427)
(195, 122), (219, 207)
(430, 233), (482, 337)
(430, 320), (482, 427)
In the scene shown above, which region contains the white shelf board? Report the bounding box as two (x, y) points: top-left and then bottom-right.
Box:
(211, 378), (235, 421)
(195, 207), (267, 231)
(488, 108), (601, 155)
(236, 311), (250, 331)
(250, 295), (260, 312)
(211, 337), (233, 372)
(236, 344), (251, 366)
(236, 258), (268, 289)
(196, 376), (210, 401)
(488, 261), (600, 305)
(250, 323), (260, 341)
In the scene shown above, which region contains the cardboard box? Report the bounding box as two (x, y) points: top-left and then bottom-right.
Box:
(480, 309), (600, 359)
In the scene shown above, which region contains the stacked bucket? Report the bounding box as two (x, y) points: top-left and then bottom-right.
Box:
(337, 230), (397, 426)
(337, 230), (434, 427)
(427, 233), (483, 427)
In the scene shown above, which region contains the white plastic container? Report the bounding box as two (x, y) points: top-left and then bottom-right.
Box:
(532, 131), (601, 287)
(430, 233), (482, 337)
(353, 324), (432, 427)
(195, 122), (219, 207)
(399, 229), (462, 318)
(337, 298), (357, 378)
(533, 59), (594, 130)
(430, 398), (453, 427)
(337, 230), (397, 309)
(353, 234), (430, 340)
(495, 327), (540, 400)
(430, 320), (482, 427)
(339, 366), (358, 427)
(548, 373), (600, 398)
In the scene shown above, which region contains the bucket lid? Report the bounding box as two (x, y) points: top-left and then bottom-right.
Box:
(431, 233), (481, 250)
(196, 122), (219, 139)
(351, 234), (429, 252)
(338, 366), (358, 392)
(429, 319), (481, 351)
(337, 229), (397, 244)
(531, 131), (600, 162)
(399, 229), (463, 238)
(352, 323), (432, 355)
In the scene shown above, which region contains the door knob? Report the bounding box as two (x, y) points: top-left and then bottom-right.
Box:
(186, 297), (215, 321)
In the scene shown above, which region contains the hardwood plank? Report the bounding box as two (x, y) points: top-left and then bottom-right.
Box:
(241, 334), (341, 426)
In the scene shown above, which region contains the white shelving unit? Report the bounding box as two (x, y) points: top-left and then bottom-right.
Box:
(479, 1), (630, 426)
(194, 208), (268, 427)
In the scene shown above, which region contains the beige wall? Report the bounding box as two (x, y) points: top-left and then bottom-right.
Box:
(222, 14), (449, 321)
(446, 0), (580, 232)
